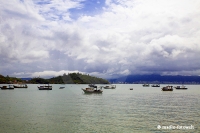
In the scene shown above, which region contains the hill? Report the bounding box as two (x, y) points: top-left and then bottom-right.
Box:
(109, 74), (200, 84)
(0, 74), (23, 84)
(28, 73), (109, 84)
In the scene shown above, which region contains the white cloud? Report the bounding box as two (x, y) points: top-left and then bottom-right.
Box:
(31, 70), (81, 78)
(1, 0), (200, 78)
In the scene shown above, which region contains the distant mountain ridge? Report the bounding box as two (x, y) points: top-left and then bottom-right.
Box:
(108, 74), (200, 84)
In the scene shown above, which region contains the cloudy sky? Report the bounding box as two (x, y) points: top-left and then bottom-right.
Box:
(0, 0), (200, 79)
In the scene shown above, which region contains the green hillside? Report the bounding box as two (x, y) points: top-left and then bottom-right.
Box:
(0, 73), (109, 84)
(0, 74), (23, 84)
(29, 73), (109, 84)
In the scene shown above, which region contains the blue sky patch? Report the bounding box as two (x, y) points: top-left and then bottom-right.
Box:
(69, 0), (106, 19)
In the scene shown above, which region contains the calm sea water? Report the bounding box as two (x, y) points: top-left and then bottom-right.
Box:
(0, 84), (199, 133)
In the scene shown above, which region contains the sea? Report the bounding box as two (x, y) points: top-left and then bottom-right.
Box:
(0, 84), (199, 133)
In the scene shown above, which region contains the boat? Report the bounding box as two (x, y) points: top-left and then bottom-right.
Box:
(82, 85), (103, 93)
(88, 84), (96, 87)
(0, 85), (14, 90)
(38, 84), (52, 90)
(143, 84), (149, 87)
(174, 85), (187, 90)
(130, 88), (133, 90)
(162, 86), (173, 91)
(14, 84), (28, 88)
(151, 84), (160, 87)
(59, 87), (65, 89)
(104, 85), (116, 89)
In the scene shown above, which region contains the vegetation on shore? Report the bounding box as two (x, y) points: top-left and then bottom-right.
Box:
(0, 73), (110, 84)
(0, 74), (23, 84)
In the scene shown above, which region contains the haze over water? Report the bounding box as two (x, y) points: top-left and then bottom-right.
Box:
(0, 84), (199, 133)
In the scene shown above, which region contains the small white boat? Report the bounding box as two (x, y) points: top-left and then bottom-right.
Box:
(174, 85), (187, 90)
(104, 85), (116, 89)
(14, 84), (28, 88)
(143, 84), (149, 87)
(151, 84), (160, 87)
(82, 85), (103, 93)
(38, 84), (52, 90)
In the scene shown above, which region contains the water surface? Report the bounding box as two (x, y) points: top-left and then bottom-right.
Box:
(0, 84), (199, 133)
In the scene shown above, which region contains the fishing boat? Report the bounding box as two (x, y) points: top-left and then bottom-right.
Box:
(174, 85), (187, 90)
(104, 85), (116, 89)
(151, 84), (160, 87)
(88, 84), (96, 87)
(0, 85), (14, 90)
(162, 86), (173, 91)
(38, 84), (52, 90)
(59, 87), (65, 89)
(82, 85), (103, 93)
(143, 84), (149, 87)
(14, 84), (28, 88)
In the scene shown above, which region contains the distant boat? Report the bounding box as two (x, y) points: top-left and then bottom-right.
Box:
(162, 86), (173, 91)
(174, 85), (187, 90)
(38, 84), (52, 90)
(14, 84), (28, 88)
(104, 85), (116, 89)
(82, 85), (103, 93)
(0, 85), (14, 90)
(143, 84), (149, 87)
(151, 84), (160, 87)
(130, 88), (133, 90)
(59, 87), (65, 89)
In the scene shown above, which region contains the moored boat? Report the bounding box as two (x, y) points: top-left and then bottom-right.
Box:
(38, 84), (52, 90)
(104, 85), (116, 89)
(143, 84), (149, 87)
(82, 85), (103, 93)
(59, 87), (65, 89)
(151, 84), (160, 87)
(0, 85), (14, 90)
(162, 86), (173, 91)
(14, 84), (28, 88)
(175, 85), (187, 90)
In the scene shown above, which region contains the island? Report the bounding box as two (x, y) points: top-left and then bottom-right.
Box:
(0, 73), (110, 84)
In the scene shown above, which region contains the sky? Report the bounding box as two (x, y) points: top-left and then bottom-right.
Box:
(0, 0), (200, 79)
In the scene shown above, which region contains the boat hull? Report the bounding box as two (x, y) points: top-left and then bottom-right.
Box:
(1, 88), (14, 90)
(82, 89), (103, 93)
(162, 89), (173, 91)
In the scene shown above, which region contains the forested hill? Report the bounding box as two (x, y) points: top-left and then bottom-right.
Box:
(28, 73), (109, 84)
(0, 74), (23, 84)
